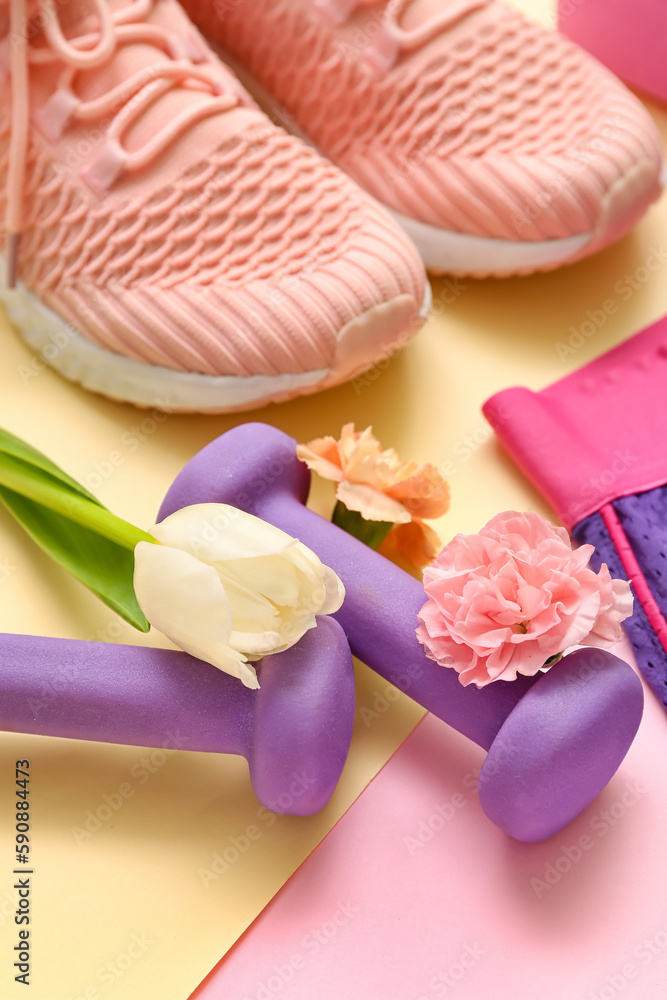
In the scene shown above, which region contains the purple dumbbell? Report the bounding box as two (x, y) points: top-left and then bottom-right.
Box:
(159, 422), (644, 842)
(0, 619), (355, 815)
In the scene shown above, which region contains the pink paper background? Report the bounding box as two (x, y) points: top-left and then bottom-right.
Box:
(194, 638), (667, 1000)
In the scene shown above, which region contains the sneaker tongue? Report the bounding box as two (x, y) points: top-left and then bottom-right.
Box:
(56, 0), (106, 36)
(55, 0), (150, 36)
(396, 0), (485, 32)
(48, 0), (254, 154)
(76, 46), (221, 154)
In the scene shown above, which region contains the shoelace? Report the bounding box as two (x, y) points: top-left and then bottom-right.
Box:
(1, 0), (243, 287)
(314, 0), (490, 74)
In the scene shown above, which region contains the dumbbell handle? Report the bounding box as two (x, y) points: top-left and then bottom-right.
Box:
(0, 618), (355, 816)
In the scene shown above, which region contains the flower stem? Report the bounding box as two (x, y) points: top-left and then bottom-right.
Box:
(0, 456), (156, 551)
(332, 500), (394, 550)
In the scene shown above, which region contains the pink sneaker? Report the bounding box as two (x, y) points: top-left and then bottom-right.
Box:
(182, 0), (665, 276)
(0, 0), (428, 412)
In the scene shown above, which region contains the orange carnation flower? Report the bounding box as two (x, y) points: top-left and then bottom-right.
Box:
(297, 424), (449, 569)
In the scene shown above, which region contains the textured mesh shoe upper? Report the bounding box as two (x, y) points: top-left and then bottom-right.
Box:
(184, 0), (664, 244)
(0, 0), (425, 379)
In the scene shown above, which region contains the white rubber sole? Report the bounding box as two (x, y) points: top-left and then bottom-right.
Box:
(388, 210), (592, 275)
(0, 261), (431, 413)
(213, 45), (600, 277)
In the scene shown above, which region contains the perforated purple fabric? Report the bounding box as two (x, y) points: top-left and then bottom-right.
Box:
(614, 487), (667, 612)
(573, 487), (667, 709)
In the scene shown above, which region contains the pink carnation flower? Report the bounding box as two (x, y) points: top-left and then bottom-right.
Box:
(416, 511), (633, 688)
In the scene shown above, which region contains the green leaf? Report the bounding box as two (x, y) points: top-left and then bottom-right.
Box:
(0, 428), (151, 631)
(331, 500), (395, 550)
(0, 427), (102, 504)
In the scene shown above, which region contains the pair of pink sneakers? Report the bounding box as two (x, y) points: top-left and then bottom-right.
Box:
(0, 0), (663, 413)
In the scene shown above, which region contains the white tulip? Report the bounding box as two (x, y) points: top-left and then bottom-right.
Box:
(133, 504), (345, 689)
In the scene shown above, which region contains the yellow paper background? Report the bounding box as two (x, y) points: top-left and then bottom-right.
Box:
(0, 2), (666, 997)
